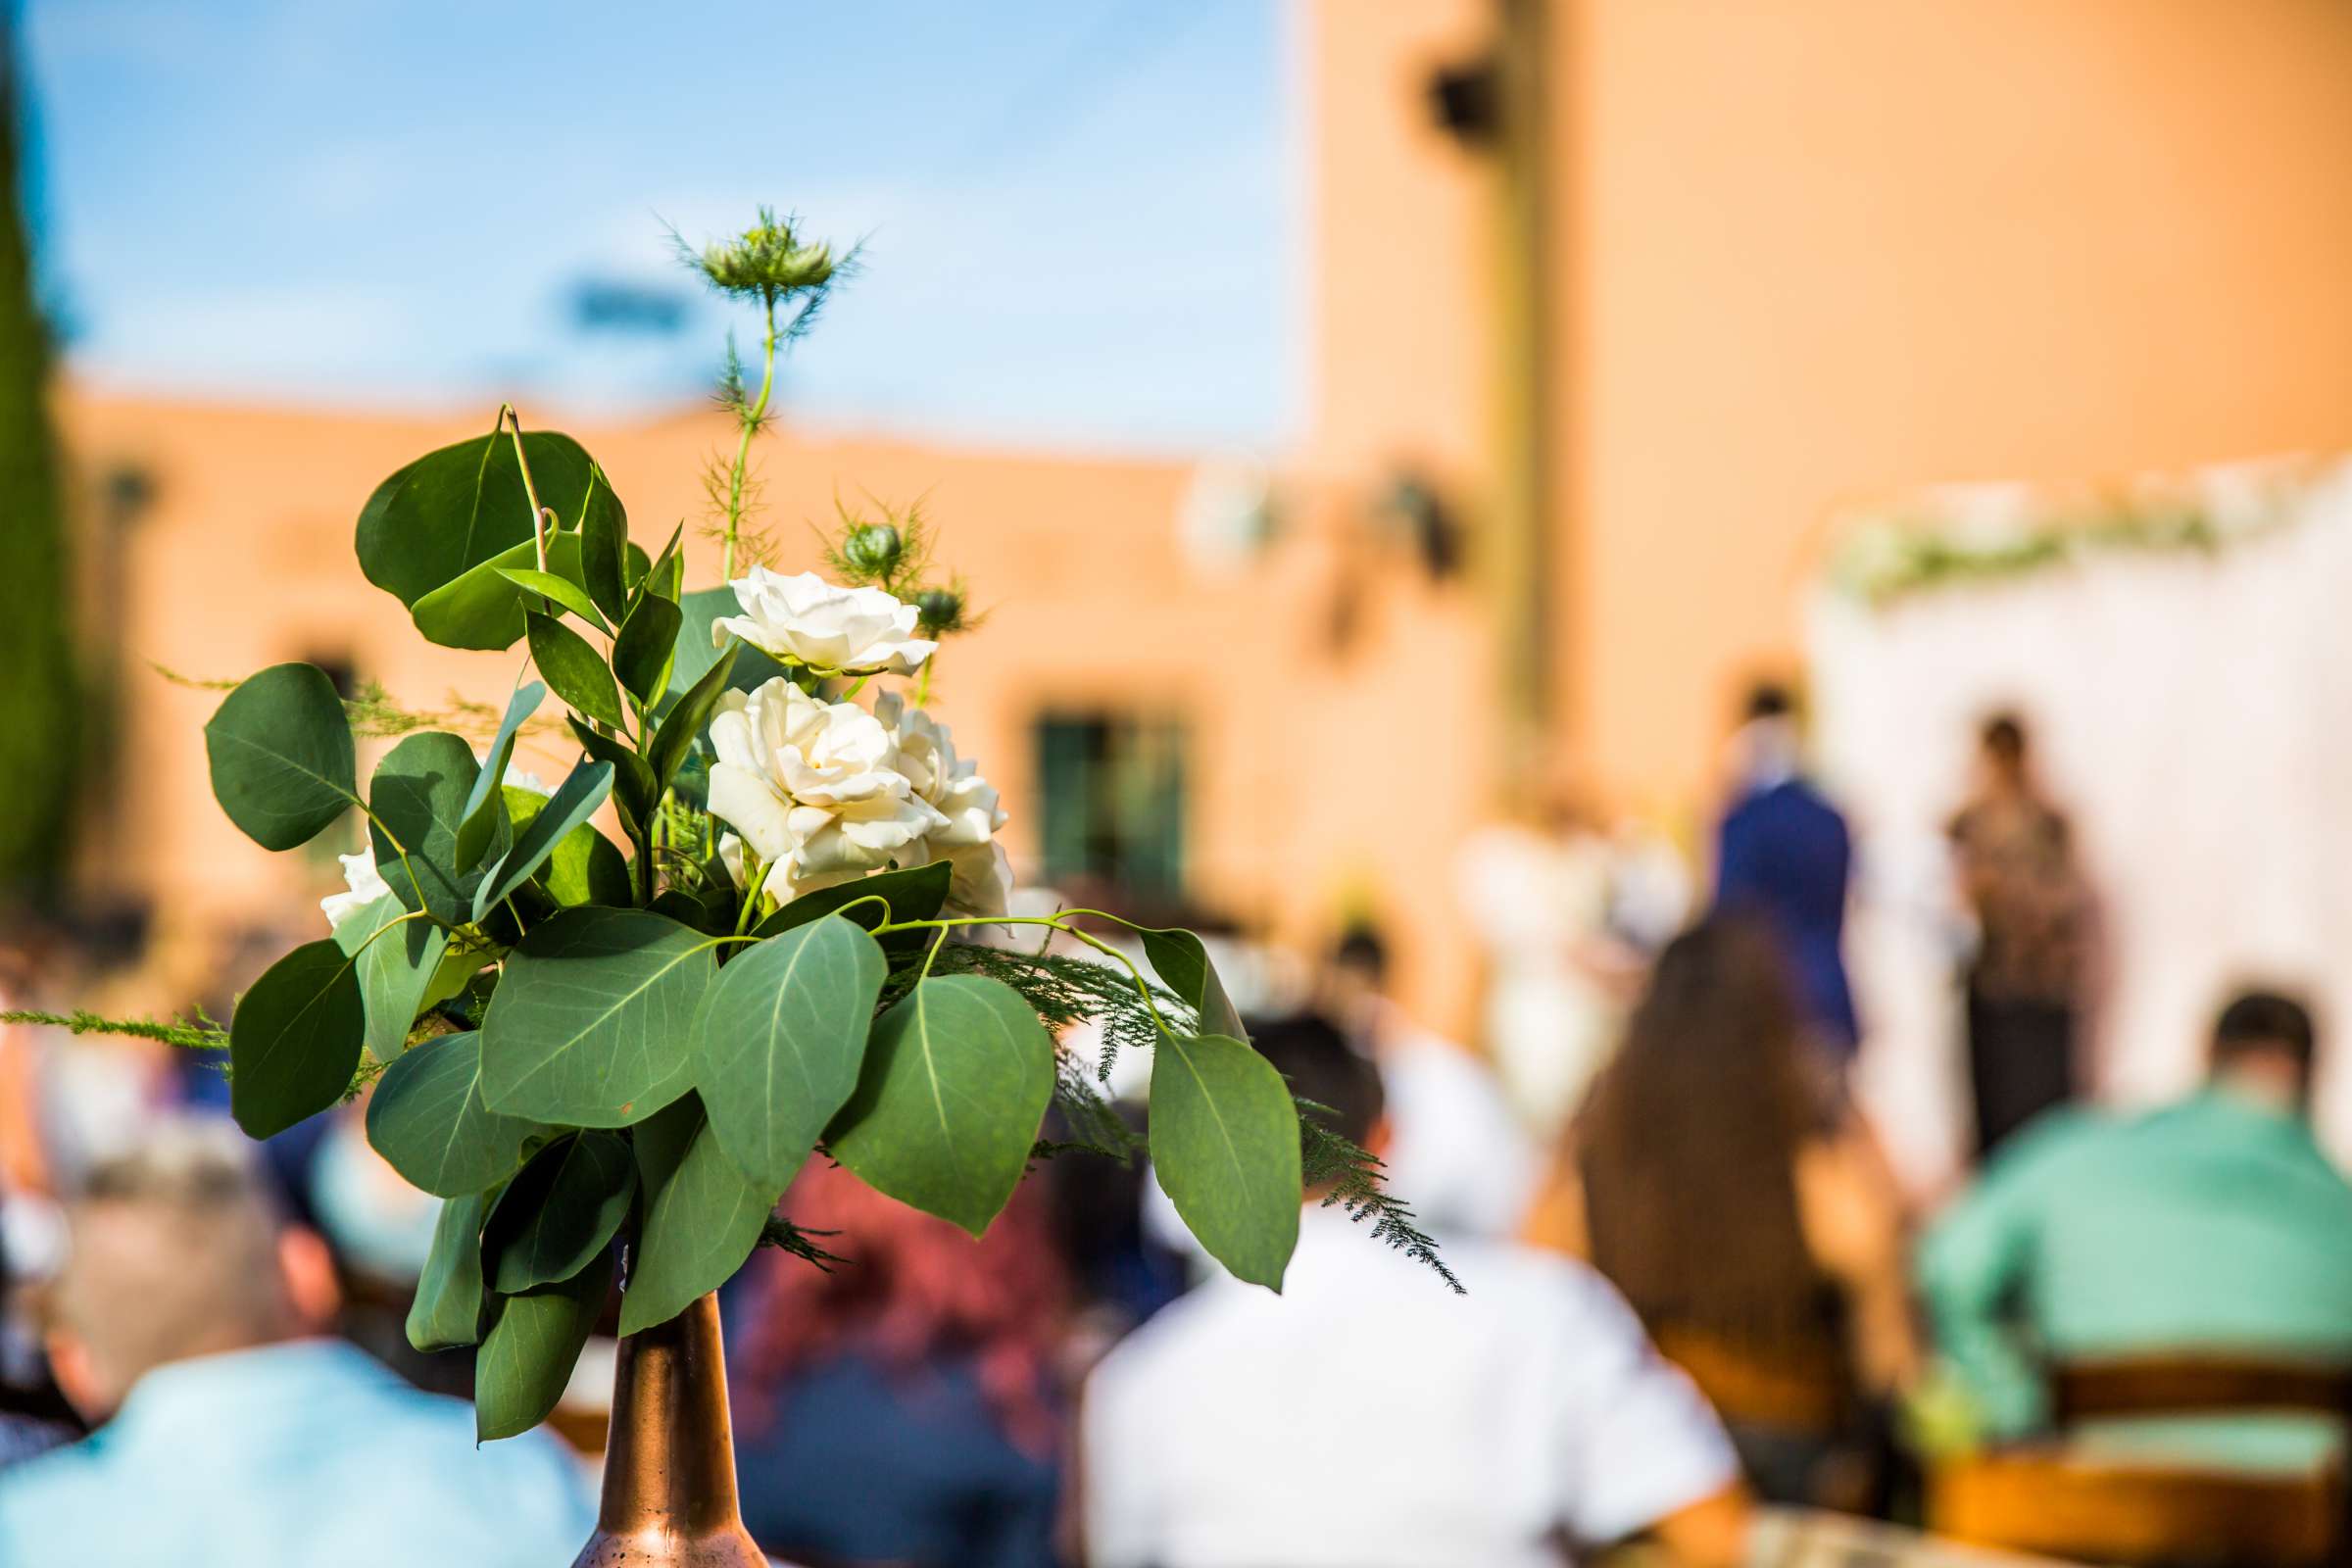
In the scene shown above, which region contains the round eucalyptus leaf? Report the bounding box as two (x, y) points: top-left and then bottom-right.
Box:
(1149, 1032), (1301, 1291)
(621, 1095), (780, 1336)
(356, 429), (594, 609)
(410, 532), (591, 653)
(484, 1131), (636, 1294)
(694, 914), (885, 1190)
(229, 938), (365, 1139)
(365, 1031), (541, 1198)
(203, 663), (357, 851)
(332, 891), (450, 1064)
(478, 907), (712, 1127)
(368, 731), (504, 925)
(827, 975), (1054, 1237)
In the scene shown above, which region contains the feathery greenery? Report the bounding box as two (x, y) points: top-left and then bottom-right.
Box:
(1299, 1102), (1462, 1293)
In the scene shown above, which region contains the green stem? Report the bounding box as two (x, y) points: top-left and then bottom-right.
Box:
(500, 406), (552, 575)
(872, 913), (1182, 1040)
(732, 856), (776, 936)
(720, 296), (781, 582)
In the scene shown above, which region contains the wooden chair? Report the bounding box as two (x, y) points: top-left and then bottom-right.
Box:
(1931, 1352), (2352, 1568)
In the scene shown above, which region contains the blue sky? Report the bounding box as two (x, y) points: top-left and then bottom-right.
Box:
(20, 0), (1298, 452)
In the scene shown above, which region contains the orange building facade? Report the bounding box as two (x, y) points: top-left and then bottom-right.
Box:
(55, 0), (2352, 1039)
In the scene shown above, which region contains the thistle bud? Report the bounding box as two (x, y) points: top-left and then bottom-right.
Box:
(688, 208), (838, 302)
(915, 586), (967, 638)
(841, 522), (905, 579)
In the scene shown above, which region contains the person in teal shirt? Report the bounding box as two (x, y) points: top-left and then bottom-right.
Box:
(1919, 990), (2352, 1454)
(0, 1121), (595, 1568)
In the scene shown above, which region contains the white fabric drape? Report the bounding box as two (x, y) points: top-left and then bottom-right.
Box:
(1809, 460), (2352, 1197)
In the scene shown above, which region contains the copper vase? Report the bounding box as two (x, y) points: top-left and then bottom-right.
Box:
(570, 1292), (767, 1567)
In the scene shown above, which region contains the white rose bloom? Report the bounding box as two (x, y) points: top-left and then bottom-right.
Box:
(706, 678), (948, 899)
(710, 567), (937, 675)
(874, 693), (1013, 918)
(320, 852), (390, 929)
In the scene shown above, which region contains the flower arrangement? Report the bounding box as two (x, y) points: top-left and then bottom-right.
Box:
(32, 213), (1448, 1446)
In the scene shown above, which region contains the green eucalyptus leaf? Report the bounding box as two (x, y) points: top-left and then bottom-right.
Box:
(365, 1031), (541, 1198)
(621, 1094), (780, 1336)
(503, 786), (630, 907)
(499, 567), (610, 633)
(332, 892), (450, 1064)
(579, 466), (630, 622)
(474, 1248), (612, 1443)
(666, 586), (787, 710)
(694, 915), (885, 1190)
(479, 907), (712, 1127)
(204, 663), (357, 851)
(649, 642), (740, 799)
(612, 593), (683, 709)
(357, 429), (594, 609)
(752, 859), (951, 960)
(408, 1187), (494, 1352)
(827, 975), (1054, 1237)
(368, 731), (508, 925)
(1141, 929), (1249, 1040)
(411, 532), (592, 652)
(525, 611), (625, 731)
(228, 938), (365, 1139)
(567, 716), (656, 842)
(649, 887), (729, 937)
(1149, 1032), (1301, 1291)
(472, 759), (615, 921)
(485, 1131), (636, 1294)
(456, 682), (544, 871)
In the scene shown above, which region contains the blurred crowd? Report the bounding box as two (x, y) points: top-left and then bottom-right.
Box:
(1, 686), (2349, 1568)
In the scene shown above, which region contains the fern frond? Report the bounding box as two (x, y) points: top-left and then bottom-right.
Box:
(1298, 1102), (1462, 1293)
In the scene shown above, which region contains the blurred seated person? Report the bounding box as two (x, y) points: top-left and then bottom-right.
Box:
(730, 1158), (1067, 1568)
(1919, 989), (2352, 1446)
(0, 1119), (594, 1567)
(1323, 922), (1537, 1238)
(1085, 1013), (1750, 1568)
(1526, 918), (1918, 1506)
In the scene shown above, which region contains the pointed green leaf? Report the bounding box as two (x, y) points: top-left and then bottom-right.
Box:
(356, 428), (593, 609)
(365, 1032), (542, 1197)
(410, 531), (593, 652)
(525, 611), (624, 731)
(368, 731), (508, 925)
(475, 1249), (612, 1442)
(472, 759), (615, 920)
(502, 785), (630, 907)
(455, 682), (544, 870)
(408, 1187), (493, 1352)
(612, 593), (683, 709)
(1150, 1032), (1300, 1290)
(485, 1131), (636, 1293)
(648, 642), (740, 801)
(753, 859), (952, 956)
(828, 975), (1054, 1237)
(621, 1095), (780, 1336)
(229, 938), (365, 1139)
(695, 915), (885, 1190)
(566, 715), (656, 841)
(499, 567), (610, 632)
(1142, 929), (1249, 1040)
(579, 466), (630, 621)
(204, 663), (357, 851)
(333, 892), (450, 1063)
(479, 907), (712, 1127)
(666, 585), (787, 710)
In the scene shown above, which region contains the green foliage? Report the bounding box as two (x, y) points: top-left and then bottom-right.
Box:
(365, 1032), (541, 1198)
(458, 684), (543, 869)
(648, 643), (740, 799)
(828, 975), (1055, 1238)
(753, 858), (951, 961)
(525, 611), (625, 729)
(1140, 928), (1248, 1040)
(578, 466), (631, 622)
(474, 1248), (611, 1443)
(694, 915), (884, 1189)
(500, 567), (609, 633)
(412, 533), (592, 652)
(1300, 1110), (1462, 1294)
(612, 594), (683, 708)
(623, 1095), (781, 1335)
(479, 907), (711, 1126)
(368, 731), (509, 925)
(485, 1131), (636, 1293)
(502, 784), (630, 909)
(0, 1007), (225, 1053)
(917, 941), (1188, 1084)
(665, 587), (786, 709)
(228, 939), (366, 1139)
(356, 428), (593, 610)
(1150, 1032), (1301, 1290)
(204, 663), (358, 851)
(408, 1187), (493, 1351)
(333, 892), (452, 1064)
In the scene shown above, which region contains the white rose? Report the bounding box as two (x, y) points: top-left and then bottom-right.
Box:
(320, 852), (390, 929)
(706, 678), (948, 899)
(874, 693), (1013, 918)
(710, 567), (936, 675)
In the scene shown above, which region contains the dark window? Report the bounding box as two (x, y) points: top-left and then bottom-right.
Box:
(1034, 712), (1187, 900)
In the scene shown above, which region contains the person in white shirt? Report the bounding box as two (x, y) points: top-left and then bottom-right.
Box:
(1083, 1015), (1751, 1568)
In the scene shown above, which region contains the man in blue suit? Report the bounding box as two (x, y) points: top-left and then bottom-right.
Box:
(1713, 683), (1859, 1057)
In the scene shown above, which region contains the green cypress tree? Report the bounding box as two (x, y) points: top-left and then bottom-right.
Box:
(0, 12), (78, 904)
